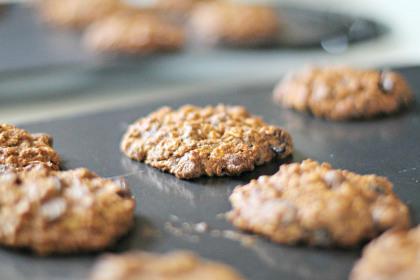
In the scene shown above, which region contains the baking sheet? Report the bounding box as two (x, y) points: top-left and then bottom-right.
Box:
(2, 66), (419, 280)
(0, 3), (386, 105)
(0, 3), (385, 71)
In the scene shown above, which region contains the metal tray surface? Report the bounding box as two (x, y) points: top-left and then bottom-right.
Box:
(2, 66), (419, 280)
(0, 4), (384, 71)
(0, 4), (385, 104)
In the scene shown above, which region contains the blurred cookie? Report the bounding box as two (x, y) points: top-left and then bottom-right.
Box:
(0, 124), (60, 174)
(228, 159), (410, 247)
(0, 168), (135, 255)
(189, 1), (279, 47)
(84, 9), (185, 54)
(121, 105), (293, 179)
(37, 0), (122, 29)
(155, 0), (212, 16)
(90, 251), (244, 280)
(351, 226), (420, 280)
(273, 66), (413, 120)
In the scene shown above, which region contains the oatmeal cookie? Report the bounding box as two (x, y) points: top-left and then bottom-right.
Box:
(351, 225), (420, 280)
(0, 124), (60, 174)
(0, 168), (135, 255)
(273, 66), (413, 120)
(228, 159), (410, 247)
(84, 9), (185, 54)
(189, 1), (279, 47)
(90, 251), (244, 280)
(37, 0), (122, 29)
(121, 105), (293, 179)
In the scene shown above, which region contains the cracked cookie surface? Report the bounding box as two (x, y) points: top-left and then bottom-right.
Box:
(228, 159), (410, 247)
(351, 225), (420, 280)
(273, 66), (413, 120)
(189, 1), (279, 47)
(0, 124), (60, 174)
(0, 168), (135, 255)
(121, 105), (293, 179)
(90, 251), (244, 280)
(84, 9), (185, 54)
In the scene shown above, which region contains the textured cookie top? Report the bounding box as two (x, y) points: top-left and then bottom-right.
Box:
(121, 105), (293, 179)
(0, 124), (60, 174)
(90, 251), (244, 280)
(0, 168), (135, 255)
(189, 2), (279, 46)
(37, 0), (121, 29)
(84, 10), (185, 54)
(351, 226), (420, 280)
(228, 159), (410, 247)
(273, 66), (413, 120)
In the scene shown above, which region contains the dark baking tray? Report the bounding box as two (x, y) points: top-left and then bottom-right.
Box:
(0, 3), (385, 71)
(2, 66), (419, 280)
(0, 3), (386, 104)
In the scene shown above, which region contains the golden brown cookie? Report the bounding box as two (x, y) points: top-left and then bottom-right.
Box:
(90, 251), (244, 280)
(84, 9), (185, 54)
(37, 0), (122, 29)
(189, 1), (279, 47)
(0, 168), (135, 255)
(228, 159), (410, 247)
(0, 124), (60, 174)
(121, 104), (293, 179)
(351, 226), (420, 280)
(273, 66), (413, 121)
